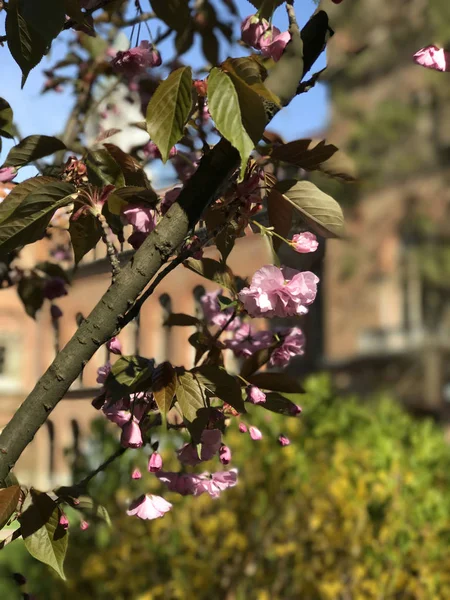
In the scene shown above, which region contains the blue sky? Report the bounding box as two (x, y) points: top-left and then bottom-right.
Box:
(0, 0), (328, 179)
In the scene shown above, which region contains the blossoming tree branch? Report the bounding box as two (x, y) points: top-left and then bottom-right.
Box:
(0, 0), (357, 579)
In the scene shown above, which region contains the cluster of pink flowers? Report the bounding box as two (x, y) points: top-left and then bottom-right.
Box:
(241, 15), (291, 62)
(177, 429), (222, 466)
(223, 322), (273, 356)
(270, 327), (305, 367)
(143, 141), (177, 161)
(111, 41), (162, 77)
(156, 469), (238, 499)
(238, 265), (319, 318)
(200, 289), (238, 329)
(413, 45), (450, 72)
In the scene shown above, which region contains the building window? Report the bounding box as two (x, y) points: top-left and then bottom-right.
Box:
(0, 333), (21, 392)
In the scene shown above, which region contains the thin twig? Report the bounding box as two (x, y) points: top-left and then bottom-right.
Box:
(98, 214), (121, 282)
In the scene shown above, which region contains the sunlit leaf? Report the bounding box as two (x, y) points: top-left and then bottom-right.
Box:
(0, 485), (21, 530)
(274, 180), (344, 238)
(152, 362), (177, 415)
(19, 490), (68, 580)
(176, 372), (208, 423)
(146, 67), (193, 163)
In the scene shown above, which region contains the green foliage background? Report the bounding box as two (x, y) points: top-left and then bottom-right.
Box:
(1, 376), (450, 599)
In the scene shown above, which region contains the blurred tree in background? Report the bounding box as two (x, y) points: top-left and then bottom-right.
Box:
(2, 376), (450, 599)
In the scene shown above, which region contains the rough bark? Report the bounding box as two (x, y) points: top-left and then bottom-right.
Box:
(0, 4), (327, 484)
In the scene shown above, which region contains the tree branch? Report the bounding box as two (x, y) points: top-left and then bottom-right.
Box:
(0, 9), (326, 484)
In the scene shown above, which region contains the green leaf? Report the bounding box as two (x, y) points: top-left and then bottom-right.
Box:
(85, 149), (125, 187)
(201, 30), (219, 66)
(0, 176), (59, 223)
(270, 138), (357, 182)
(222, 57), (280, 106)
(106, 355), (154, 401)
(146, 67), (193, 163)
(69, 212), (101, 265)
(267, 187), (293, 251)
(193, 366), (246, 413)
(260, 392), (302, 417)
(176, 372), (208, 423)
(3, 135), (66, 168)
(149, 0), (191, 31)
(0, 98), (14, 139)
(239, 345), (276, 378)
(103, 144), (151, 188)
(17, 274), (45, 319)
(0, 485), (21, 530)
(107, 186), (158, 216)
(35, 261), (71, 284)
(164, 313), (200, 327)
(0, 181), (75, 258)
(274, 180), (345, 239)
(175, 26), (195, 55)
(246, 0), (285, 19)
(207, 68), (266, 179)
(184, 257), (235, 290)
(246, 373), (304, 394)
(152, 361), (177, 415)
(6, 0), (47, 85)
(19, 490), (68, 580)
(20, 0), (65, 47)
(215, 221), (238, 263)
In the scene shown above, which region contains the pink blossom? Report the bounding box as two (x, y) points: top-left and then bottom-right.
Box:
(246, 385), (266, 404)
(161, 186), (181, 215)
(126, 494), (172, 520)
(103, 408), (130, 427)
(239, 265), (319, 318)
(43, 277), (67, 301)
(270, 327), (305, 367)
(413, 45), (450, 72)
(143, 141), (177, 160)
(80, 520), (89, 531)
(290, 404), (302, 416)
(200, 289), (237, 329)
(156, 471), (203, 496)
(241, 15), (270, 49)
(172, 153), (199, 182)
(131, 468), (142, 480)
(291, 232), (319, 253)
(111, 41), (162, 77)
(249, 426), (263, 440)
(261, 30), (291, 62)
(50, 305), (63, 320)
(238, 423), (248, 433)
(122, 203), (157, 249)
(223, 322), (274, 357)
(157, 470), (237, 498)
(148, 451), (163, 472)
(0, 167), (17, 183)
(59, 514), (69, 530)
(107, 336), (122, 355)
(121, 204), (157, 234)
(278, 435), (290, 447)
(96, 361), (111, 385)
(194, 470), (238, 499)
(219, 444), (232, 465)
(120, 418), (143, 448)
(177, 429), (222, 466)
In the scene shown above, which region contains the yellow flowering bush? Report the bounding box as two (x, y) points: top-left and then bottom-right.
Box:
(2, 375), (450, 599)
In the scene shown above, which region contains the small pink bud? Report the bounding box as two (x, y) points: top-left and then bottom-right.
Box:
(238, 423), (248, 433)
(246, 385), (266, 404)
(107, 336), (122, 355)
(291, 232), (319, 254)
(249, 426), (263, 441)
(80, 520), (89, 531)
(131, 468), (142, 480)
(219, 444), (232, 465)
(278, 435), (290, 447)
(290, 404), (302, 416)
(120, 418), (143, 448)
(59, 514), (69, 529)
(148, 451), (163, 472)
(0, 167), (17, 183)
